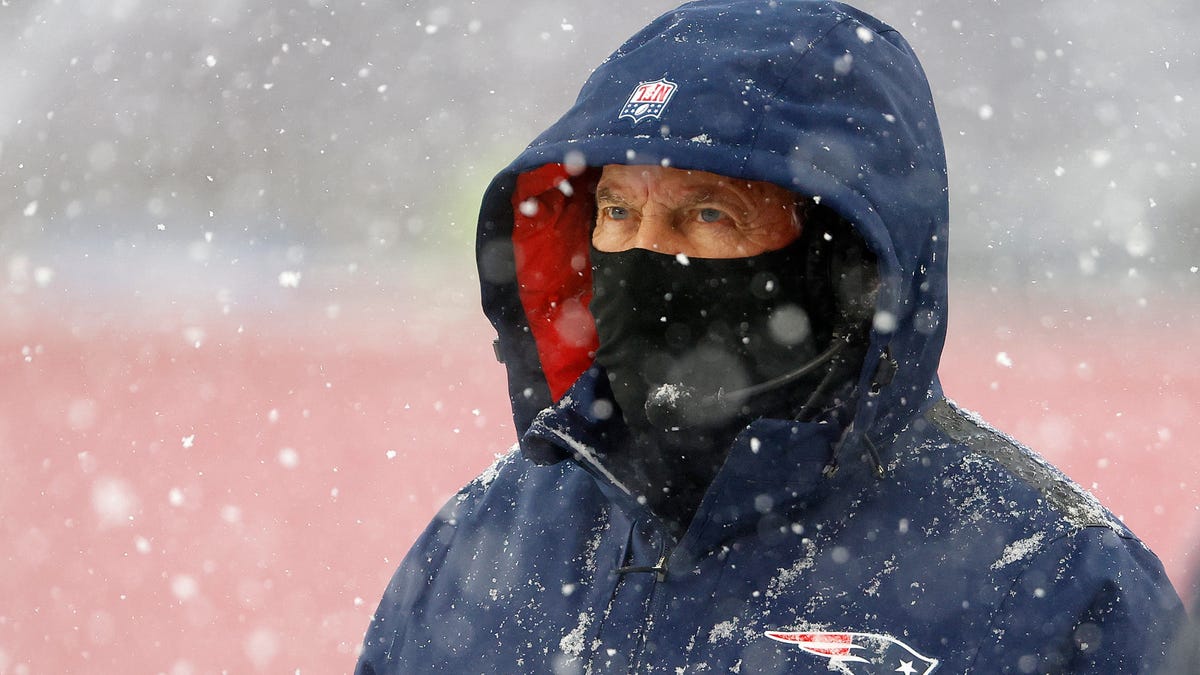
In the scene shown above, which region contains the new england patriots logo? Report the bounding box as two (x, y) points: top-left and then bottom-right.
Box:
(765, 631), (939, 674)
(618, 78), (678, 123)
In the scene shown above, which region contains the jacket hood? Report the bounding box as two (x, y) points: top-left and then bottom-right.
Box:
(476, 0), (949, 458)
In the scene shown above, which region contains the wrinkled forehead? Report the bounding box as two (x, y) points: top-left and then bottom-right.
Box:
(596, 163), (784, 193)
(593, 164), (804, 214)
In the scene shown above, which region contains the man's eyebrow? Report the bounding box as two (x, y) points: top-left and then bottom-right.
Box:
(595, 186), (632, 205)
(677, 190), (717, 207)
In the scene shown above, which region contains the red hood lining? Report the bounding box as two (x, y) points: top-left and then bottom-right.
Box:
(512, 163), (600, 401)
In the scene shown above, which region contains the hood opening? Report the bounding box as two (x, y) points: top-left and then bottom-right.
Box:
(509, 159), (882, 416)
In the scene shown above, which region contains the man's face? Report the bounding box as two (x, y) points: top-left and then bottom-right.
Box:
(592, 164), (802, 259)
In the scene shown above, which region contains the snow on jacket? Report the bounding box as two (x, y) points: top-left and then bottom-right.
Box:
(356, 1), (1185, 672)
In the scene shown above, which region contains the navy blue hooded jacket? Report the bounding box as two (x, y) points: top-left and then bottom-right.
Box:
(357, 2), (1184, 672)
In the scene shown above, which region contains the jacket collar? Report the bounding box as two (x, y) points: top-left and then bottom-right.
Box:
(521, 368), (839, 557)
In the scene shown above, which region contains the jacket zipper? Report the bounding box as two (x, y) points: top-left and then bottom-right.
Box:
(628, 525), (671, 672)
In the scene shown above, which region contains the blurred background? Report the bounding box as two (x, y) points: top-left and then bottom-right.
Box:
(1, 1), (1197, 672)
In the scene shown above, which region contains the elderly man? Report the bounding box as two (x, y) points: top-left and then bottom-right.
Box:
(356, 1), (1184, 673)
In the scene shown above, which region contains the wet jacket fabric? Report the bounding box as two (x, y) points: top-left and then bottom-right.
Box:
(356, 1), (1184, 673)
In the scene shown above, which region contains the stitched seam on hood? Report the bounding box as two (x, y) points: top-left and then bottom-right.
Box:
(740, 14), (856, 177)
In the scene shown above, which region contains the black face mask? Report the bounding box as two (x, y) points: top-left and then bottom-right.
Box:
(589, 240), (820, 435)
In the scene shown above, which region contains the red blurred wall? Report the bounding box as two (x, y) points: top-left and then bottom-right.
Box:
(1, 290), (1196, 673)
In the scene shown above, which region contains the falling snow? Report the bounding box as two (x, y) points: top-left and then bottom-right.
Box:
(278, 447), (300, 468)
(1, 2), (1196, 673)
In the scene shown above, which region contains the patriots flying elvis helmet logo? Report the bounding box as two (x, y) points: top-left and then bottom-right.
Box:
(618, 78), (677, 123)
(765, 630), (939, 674)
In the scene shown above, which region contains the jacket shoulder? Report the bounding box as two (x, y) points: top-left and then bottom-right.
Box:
(923, 398), (1128, 535)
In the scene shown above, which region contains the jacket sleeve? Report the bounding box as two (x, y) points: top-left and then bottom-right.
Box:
(353, 489), (478, 675)
(976, 525), (1185, 673)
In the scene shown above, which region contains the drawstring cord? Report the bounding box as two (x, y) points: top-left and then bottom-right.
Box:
(616, 523), (671, 582)
(826, 345), (895, 480)
(864, 436), (887, 479)
(615, 551), (670, 582)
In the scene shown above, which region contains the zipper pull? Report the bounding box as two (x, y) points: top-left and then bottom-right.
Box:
(653, 553), (669, 582)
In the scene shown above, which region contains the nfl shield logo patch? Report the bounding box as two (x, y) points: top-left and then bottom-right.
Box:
(619, 78), (678, 123)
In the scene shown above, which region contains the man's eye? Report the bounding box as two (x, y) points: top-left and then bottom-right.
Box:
(698, 208), (725, 223)
(605, 206), (630, 220)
